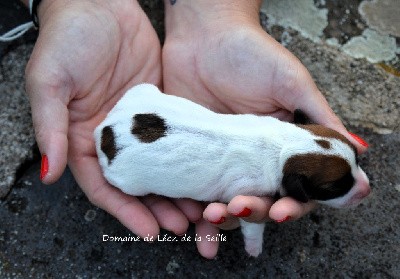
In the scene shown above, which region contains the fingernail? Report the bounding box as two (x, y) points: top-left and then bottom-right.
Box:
(209, 217), (225, 225)
(276, 216), (292, 223)
(233, 207), (252, 217)
(40, 154), (49, 181)
(349, 132), (369, 148)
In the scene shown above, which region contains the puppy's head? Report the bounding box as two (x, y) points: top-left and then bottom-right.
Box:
(280, 111), (370, 208)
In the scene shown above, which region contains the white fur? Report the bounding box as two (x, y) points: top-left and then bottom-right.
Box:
(94, 83), (369, 257)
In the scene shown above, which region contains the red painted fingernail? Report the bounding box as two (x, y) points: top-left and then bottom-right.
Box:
(233, 207), (252, 217)
(276, 216), (292, 223)
(349, 132), (369, 148)
(209, 217), (225, 225)
(40, 154), (49, 181)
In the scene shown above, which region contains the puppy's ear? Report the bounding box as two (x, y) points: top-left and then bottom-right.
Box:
(282, 173), (309, 203)
(293, 109), (313, 124)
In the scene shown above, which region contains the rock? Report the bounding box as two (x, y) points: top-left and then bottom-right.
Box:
(261, 0), (328, 42)
(359, 0), (400, 37)
(342, 29), (398, 63)
(264, 23), (400, 134)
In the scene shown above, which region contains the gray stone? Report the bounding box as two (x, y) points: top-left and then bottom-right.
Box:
(342, 29), (398, 63)
(261, 0), (328, 42)
(359, 0), (400, 37)
(262, 0), (400, 63)
(281, 31), (400, 134)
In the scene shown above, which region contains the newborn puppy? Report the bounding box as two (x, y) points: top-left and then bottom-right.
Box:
(94, 84), (370, 257)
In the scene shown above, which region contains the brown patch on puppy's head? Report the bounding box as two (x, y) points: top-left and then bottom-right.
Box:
(315, 139), (331, 149)
(101, 125), (119, 164)
(293, 109), (354, 152)
(299, 124), (354, 150)
(131, 113), (167, 143)
(282, 154), (354, 202)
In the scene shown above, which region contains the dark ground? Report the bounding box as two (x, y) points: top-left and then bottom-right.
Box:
(0, 1), (399, 278)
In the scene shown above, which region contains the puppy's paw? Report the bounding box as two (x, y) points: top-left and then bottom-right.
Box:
(244, 237), (263, 257)
(240, 220), (265, 257)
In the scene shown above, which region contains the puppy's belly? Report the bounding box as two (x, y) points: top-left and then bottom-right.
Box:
(101, 132), (271, 202)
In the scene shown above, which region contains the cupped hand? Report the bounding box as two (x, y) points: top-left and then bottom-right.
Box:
(25, 0), (202, 240)
(162, 1), (367, 258)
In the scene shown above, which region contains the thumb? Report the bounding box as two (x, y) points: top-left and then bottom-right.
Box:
(26, 74), (70, 184)
(280, 68), (368, 154)
(294, 90), (369, 155)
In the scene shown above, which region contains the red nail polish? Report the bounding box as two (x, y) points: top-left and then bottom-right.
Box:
(349, 132), (369, 148)
(233, 207), (252, 217)
(40, 154), (49, 181)
(276, 216), (292, 223)
(209, 217), (225, 225)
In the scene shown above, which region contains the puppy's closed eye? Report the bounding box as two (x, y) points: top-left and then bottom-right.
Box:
(282, 171), (355, 203)
(282, 153), (355, 202)
(282, 173), (309, 203)
(311, 171), (355, 201)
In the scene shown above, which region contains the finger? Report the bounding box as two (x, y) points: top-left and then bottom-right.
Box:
(344, 131), (369, 154)
(203, 203), (240, 230)
(25, 66), (70, 184)
(141, 195), (189, 235)
(296, 97), (368, 155)
(227, 195), (275, 223)
(172, 198), (204, 223)
(298, 91), (368, 154)
(68, 155), (160, 239)
(300, 97), (368, 155)
(195, 218), (220, 259)
(268, 196), (317, 223)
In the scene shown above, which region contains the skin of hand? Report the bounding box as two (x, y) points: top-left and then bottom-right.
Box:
(162, 0), (368, 258)
(24, 0), (207, 242)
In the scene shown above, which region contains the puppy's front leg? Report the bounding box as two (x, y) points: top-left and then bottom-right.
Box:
(240, 220), (266, 257)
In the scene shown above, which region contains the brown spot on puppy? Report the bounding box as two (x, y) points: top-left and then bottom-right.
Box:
(101, 126), (118, 164)
(299, 125), (355, 151)
(315, 139), (331, 149)
(284, 154), (350, 183)
(131, 113), (167, 143)
(282, 154), (354, 202)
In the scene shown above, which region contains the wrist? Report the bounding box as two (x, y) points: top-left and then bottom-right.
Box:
(164, 0), (262, 38)
(33, 0), (143, 30)
(33, 0), (66, 28)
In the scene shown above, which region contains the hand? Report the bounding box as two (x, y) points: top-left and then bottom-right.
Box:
(162, 0), (368, 258)
(25, 0), (200, 240)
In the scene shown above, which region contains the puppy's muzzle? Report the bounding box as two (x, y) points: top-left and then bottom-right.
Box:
(346, 168), (371, 206)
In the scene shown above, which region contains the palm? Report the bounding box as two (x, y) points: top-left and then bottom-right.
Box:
(163, 24), (317, 120)
(67, 2), (161, 212)
(26, 0), (162, 236)
(59, 3), (161, 164)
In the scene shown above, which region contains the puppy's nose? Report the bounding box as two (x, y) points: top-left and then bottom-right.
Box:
(357, 181), (371, 199)
(354, 169), (371, 200)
